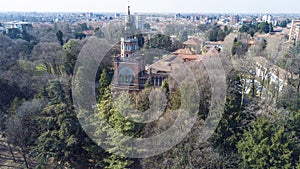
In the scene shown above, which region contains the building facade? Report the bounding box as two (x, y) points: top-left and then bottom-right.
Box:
(289, 20), (300, 42)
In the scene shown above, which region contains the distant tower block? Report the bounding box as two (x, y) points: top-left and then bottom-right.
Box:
(289, 20), (300, 42)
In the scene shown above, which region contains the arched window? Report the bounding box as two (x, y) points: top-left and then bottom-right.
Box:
(118, 66), (135, 85)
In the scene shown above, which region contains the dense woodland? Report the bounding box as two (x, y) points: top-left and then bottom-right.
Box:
(0, 21), (299, 168)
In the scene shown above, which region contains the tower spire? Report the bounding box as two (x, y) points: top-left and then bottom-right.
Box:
(128, 0), (131, 16)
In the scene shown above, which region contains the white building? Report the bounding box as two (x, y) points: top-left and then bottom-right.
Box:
(135, 15), (145, 31)
(262, 14), (273, 24)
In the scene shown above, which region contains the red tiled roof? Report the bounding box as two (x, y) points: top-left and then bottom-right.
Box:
(173, 48), (195, 55)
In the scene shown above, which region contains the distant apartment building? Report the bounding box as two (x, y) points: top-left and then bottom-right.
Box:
(254, 56), (298, 91)
(3, 21), (33, 32)
(289, 20), (300, 42)
(135, 15), (145, 31)
(230, 15), (239, 24)
(262, 14), (273, 23)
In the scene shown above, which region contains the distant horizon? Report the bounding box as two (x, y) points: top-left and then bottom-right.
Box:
(0, 0), (300, 14)
(1, 11), (300, 15)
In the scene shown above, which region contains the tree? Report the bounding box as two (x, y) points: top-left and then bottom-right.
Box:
(238, 116), (298, 168)
(56, 30), (64, 45)
(280, 20), (288, 28)
(75, 32), (86, 40)
(21, 30), (34, 42)
(143, 23), (151, 30)
(207, 29), (218, 41)
(98, 69), (111, 101)
(94, 27), (105, 38)
(162, 80), (169, 94)
(6, 100), (44, 168)
(95, 89), (135, 169)
(63, 40), (77, 76)
(212, 70), (252, 153)
(222, 33), (236, 57)
(258, 21), (270, 33)
(32, 80), (91, 168)
(32, 42), (65, 76)
(178, 30), (188, 42)
(7, 28), (21, 39)
(145, 34), (172, 51)
(217, 29), (226, 41)
(79, 23), (89, 31)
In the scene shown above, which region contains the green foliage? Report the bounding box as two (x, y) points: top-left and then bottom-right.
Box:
(56, 30), (64, 45)
(162, 80), (169, 94)
(95, 90), (135, 168)
(207, 25), (231, 41)
(7, 28), (21, 39)
(280, 20), (288, 28)
(136, 88), (151, 112)
(260, 38), (267, 50)
(98, 69), (111, 101)
(258, 21), (271, 33)
(21, 30), (34, 42)
(75, 32), (86, 40)
(79, 23), (89, 31)
(238, 117), (298, 168)
(169, 88), (181, 110)
(213, 71), (252, 153)
(144, 34), (172, 51)
(178, 30), (188, 42)
(239, 23), (258, 36)
(63, 40), (78, 75)
(231, 37), (248, 56)
(143, 23), (151, 30)
(239, 22), (273, 35)
(32, 80), (91, 168)
(144, 77), (152, 88)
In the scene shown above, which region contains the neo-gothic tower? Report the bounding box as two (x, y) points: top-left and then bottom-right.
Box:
(112, 4), (146, 92)
(121, 4), (138, 58)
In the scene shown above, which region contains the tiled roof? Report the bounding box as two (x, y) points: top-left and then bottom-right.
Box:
(173, 48), (195, 55)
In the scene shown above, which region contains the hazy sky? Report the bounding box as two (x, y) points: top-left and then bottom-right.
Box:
(1, 0), (300, 13)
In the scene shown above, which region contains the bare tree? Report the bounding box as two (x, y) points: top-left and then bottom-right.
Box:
(222, 33), (236, 57)
(5, 100), (44, 168)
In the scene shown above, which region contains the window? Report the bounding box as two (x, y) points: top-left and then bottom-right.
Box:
(118, 66), (135, 85)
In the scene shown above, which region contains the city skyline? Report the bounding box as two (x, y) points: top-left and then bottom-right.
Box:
(1, 0), (300, 14)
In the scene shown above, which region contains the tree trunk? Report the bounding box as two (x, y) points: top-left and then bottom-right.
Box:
(8, 143), (16, 163)
(297, 75), (300, 110)
(21, 152), (29, 168)
(260, 75), (265, 98)
(241, 75), (246, 107)
(252, 76), (255, 97)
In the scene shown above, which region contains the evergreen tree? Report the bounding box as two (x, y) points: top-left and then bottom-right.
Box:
(98, 69), (111, 101)
(95, 89), (135, 168)
(56, 30), (64, 46)
(212, 71), (252, 153)
(32, 80), (91, 168)
(238, 117), (298, 168)
(63, 40), (78, 76)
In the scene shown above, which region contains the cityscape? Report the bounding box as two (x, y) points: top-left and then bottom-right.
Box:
(0, 1), (299, 168)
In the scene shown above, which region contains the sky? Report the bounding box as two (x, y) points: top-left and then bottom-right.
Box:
(0, 0), (299, 13)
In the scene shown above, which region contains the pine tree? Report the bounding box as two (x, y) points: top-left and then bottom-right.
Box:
(98, 69), (111, 101)
(32, 80), (91, 168)
(95, 89), (135, 168)
(238, 117), (297, 168)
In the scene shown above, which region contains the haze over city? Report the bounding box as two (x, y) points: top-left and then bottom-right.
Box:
(0, 0), (299, 168)
(1, 0), (300, 13)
